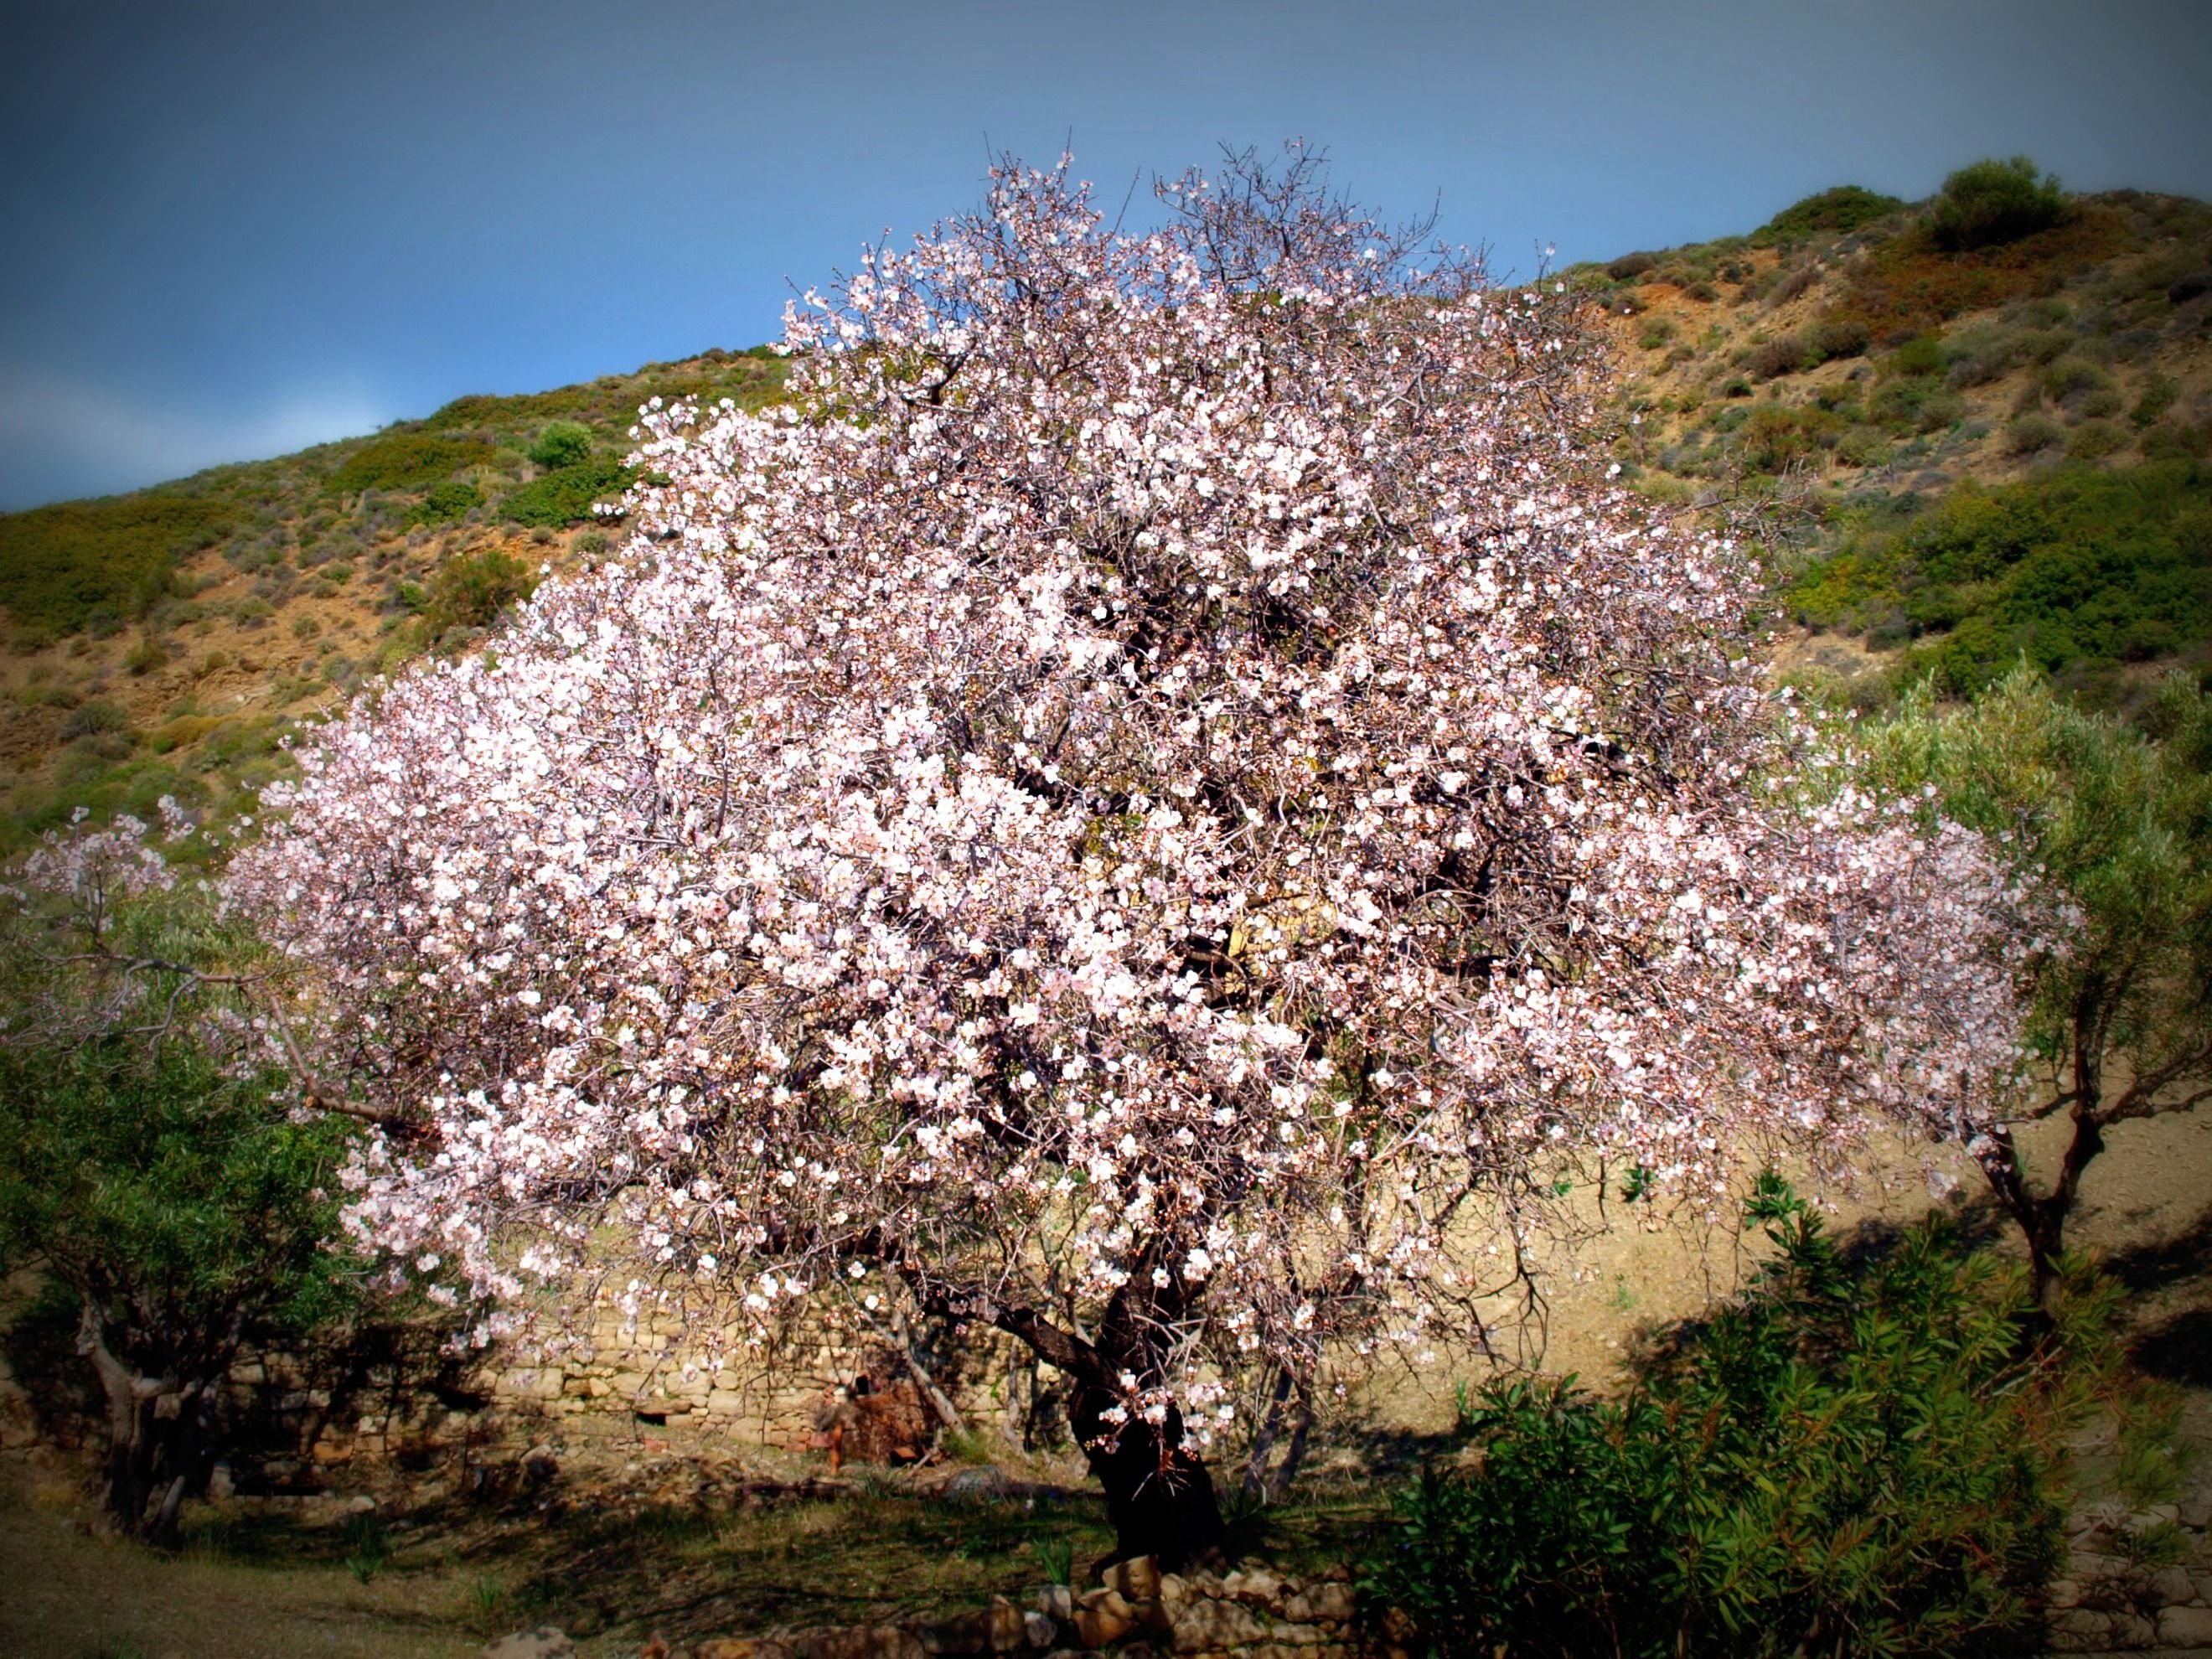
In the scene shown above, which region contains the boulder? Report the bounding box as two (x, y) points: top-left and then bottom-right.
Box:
(1101, 1556), (1160, 1601)
(797, 1628), (926, 1659)
(1169, 1596), (1269, 1650)
(481, 1631), (574, 1659)
(2159, 1604), (2212, 1648)
(1284, 1581), (1355, 1625)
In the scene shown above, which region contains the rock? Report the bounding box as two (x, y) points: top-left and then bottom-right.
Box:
(1222, 1566), (1285, 1609)
(481, 1630), (575, 1659)
(1021, 1610), (1056, 1650)
(944, 1465), (1012, 1503)
(1033, 1585), (1076, 1623)
(2160, 1604), (2212, 1647)
(1072, 1588), (1134, 1647)
(2178, 1486), (2212, 1529)
(1102, 1556), (1161, 1601)
(695, 1641), (798, 1659)
(2043, 1607), (2110, 1652)
(1170, 1597), (1269, 1650)
(1285, 1582), (1356, 1624)
(797, 1629), (926, 1659)
(205, 1461), (236, 1501)
(2150, 1563), (2199, 1608)
(916, 1596), (1026, 1654)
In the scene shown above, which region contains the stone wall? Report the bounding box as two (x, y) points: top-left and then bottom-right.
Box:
(209, 1289), (1056, 1486)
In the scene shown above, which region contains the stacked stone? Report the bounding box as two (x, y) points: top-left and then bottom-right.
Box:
(2043, 1486), (2212, 1656)
(626, 1555), (1389, 1659)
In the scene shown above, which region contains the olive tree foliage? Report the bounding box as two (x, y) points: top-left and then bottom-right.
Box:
(1858, 666), (2212, 1301)
(0, 810), (354, 1543)
(229, 151), (2038, 1562)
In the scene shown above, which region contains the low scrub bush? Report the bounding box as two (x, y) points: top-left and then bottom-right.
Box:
(1931, 157), (2069, 252)
(1787, 459), (2212, 696)
(500, 457), (635, 528)
(525, 421), (596, 471)
(404, 480), (483, 528)
(421, 548), (538, 638)
(1755, 184), (1904, 246)
(0, 494), (238, 637)
(326, 432), (490, 494)
(1747, 335), (1806, 380)
(1364, 1179), (2112, 1658)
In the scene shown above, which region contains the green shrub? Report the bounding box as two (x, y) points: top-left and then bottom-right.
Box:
(421, 548), (538, 637)
(526, 421), (596, 471)
(2004, 413), (2065, 455)
(2066, 419), (2129, 460)
(500, 457), (635, 528)
(1755, 185), (1905, 246)
(1363, 1179), (2103, 1659)
(1930, 157), (2068, 252)
(325, 432), (490, 494)
(0, 495), (238, 637)
(1806, 314), (1871, 361)
(59, 699), (132, 741)
(2041, 357), (2112, 407)
(1789, 460), (2212, 695)
(1747, 335), (1805, 380)
(404, 480), (483, 529)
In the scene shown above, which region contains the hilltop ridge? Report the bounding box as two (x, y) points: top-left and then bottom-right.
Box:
(2, 171), (2207, 850)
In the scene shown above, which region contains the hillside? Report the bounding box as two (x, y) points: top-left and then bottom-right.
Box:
(0, 349), (788, 854)
(2, 169), (2209, 851)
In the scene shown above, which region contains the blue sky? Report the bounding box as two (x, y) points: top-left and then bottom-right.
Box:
(3, 0), (2208, 509)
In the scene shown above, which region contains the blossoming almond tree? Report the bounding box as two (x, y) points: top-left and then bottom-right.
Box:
(229, 150), (2042, 1565)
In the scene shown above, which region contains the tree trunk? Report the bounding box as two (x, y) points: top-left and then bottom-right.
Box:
(918, 1268), (1231, 1570)
(75, 1299), (215, 1546)
(1070, 1374), (1227, 1572)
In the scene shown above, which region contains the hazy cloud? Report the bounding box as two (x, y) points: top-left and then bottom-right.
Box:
(0, 364), (388, 510)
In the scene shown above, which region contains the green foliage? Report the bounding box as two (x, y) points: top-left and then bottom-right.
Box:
(1755, 185), (1905, 246)
(324, 432), (490, 494)
(500, 456), (635, 528)
(1931, 158), (2069, 252)
(525, 421), (595, 471)
(0, 494), (238, 636)
(421, 547), (539, 637)
(1857, 667), (2212, 1160)
(402, 480), (483, 529)
(1364, 1180), (2111, 1658)
(1786, 461), (2212, 695)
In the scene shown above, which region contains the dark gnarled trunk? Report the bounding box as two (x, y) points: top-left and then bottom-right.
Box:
(926, 1264), (1230, 1571)
(76, 1298), (217, 1546)
(1070, 1374), (1227, 1572)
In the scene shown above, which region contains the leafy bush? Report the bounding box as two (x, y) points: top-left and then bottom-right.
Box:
(421, 547), (538, 637)
(1930, 157), (2068, 252)
(403, 480), (483, 528)
(1787, 460), (2212, 695)
(1806, 314), (1871, 361)
(500, 457), (635, 528)
(1755, 185), (1904, 245)
(526, 421), (596, 471)
(1364, 1180), (2104, 1658)
(325, 432), (490, 494)
(1747, 335), (1805, 380)
(2005, 413), (2065, 455)
(0, 494), (238, 636)
(59, 699), (132, 741)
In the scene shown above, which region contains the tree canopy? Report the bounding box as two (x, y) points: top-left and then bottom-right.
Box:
(228, 152), (2038, 1561)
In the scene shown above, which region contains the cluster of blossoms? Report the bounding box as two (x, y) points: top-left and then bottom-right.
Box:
(227, 155), (2045, 1477)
